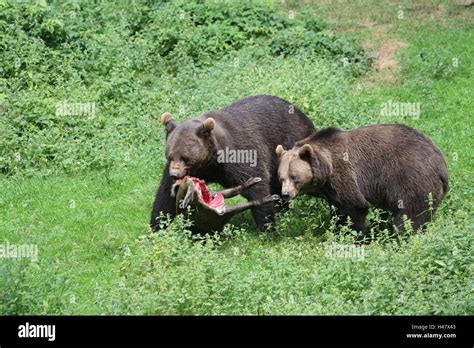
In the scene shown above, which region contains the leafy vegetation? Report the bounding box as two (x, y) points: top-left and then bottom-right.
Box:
(0, 0), (472, 315)
(0, 0), (370, 176)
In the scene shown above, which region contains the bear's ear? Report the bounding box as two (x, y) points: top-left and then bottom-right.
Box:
(202, 117), (215, 133)
(298, 144), (313, 159)
(161, 112), (177, 133)
(275, 145), (286, 157)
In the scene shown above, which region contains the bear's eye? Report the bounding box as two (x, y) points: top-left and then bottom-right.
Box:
(290, 175), (299, 182)
(181, 156), (190, 163)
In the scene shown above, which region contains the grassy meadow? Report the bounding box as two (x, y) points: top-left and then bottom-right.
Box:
(0, 0), (473, 315)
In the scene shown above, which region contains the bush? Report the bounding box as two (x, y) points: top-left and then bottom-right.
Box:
(94, 209), (472, 315)
(0, 0), (371, 177)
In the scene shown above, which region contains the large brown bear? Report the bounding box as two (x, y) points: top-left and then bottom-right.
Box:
(276, 124), (448, 234)
(150, 95), (316, 232)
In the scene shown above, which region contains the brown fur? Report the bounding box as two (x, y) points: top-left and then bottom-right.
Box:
(277, 124), (448, 234)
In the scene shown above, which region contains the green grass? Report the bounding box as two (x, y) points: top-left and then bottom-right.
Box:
(0, 0), (473, 315)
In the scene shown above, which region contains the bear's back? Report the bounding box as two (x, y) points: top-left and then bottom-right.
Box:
(207, 95), (315, 149)
(345, 124), (448, 209)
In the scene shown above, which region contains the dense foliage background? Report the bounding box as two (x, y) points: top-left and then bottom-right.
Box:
(0, 0), (370, 176)
(0, 0), (472, 315)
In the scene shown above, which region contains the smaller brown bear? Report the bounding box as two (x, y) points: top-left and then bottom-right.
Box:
(172, 176), (279, 234)
(276, 124), (448, 235)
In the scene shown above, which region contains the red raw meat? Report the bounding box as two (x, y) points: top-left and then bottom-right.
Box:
(176, 176), (225, 212)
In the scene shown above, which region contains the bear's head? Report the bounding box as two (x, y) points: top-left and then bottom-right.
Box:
(276, 143), (332, 199)
(161, 112), (217, 180)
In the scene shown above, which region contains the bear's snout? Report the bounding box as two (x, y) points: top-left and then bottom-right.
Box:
(170, 171), (184, 179)
(169, 160), (187, 180)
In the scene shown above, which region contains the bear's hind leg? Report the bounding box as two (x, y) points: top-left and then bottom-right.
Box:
(394, 210), (430, 234)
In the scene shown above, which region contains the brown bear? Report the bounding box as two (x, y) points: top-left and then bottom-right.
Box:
(172, 176), (280, 234)
(276, 124), (448, 235)
(150, 95), (316, 232)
